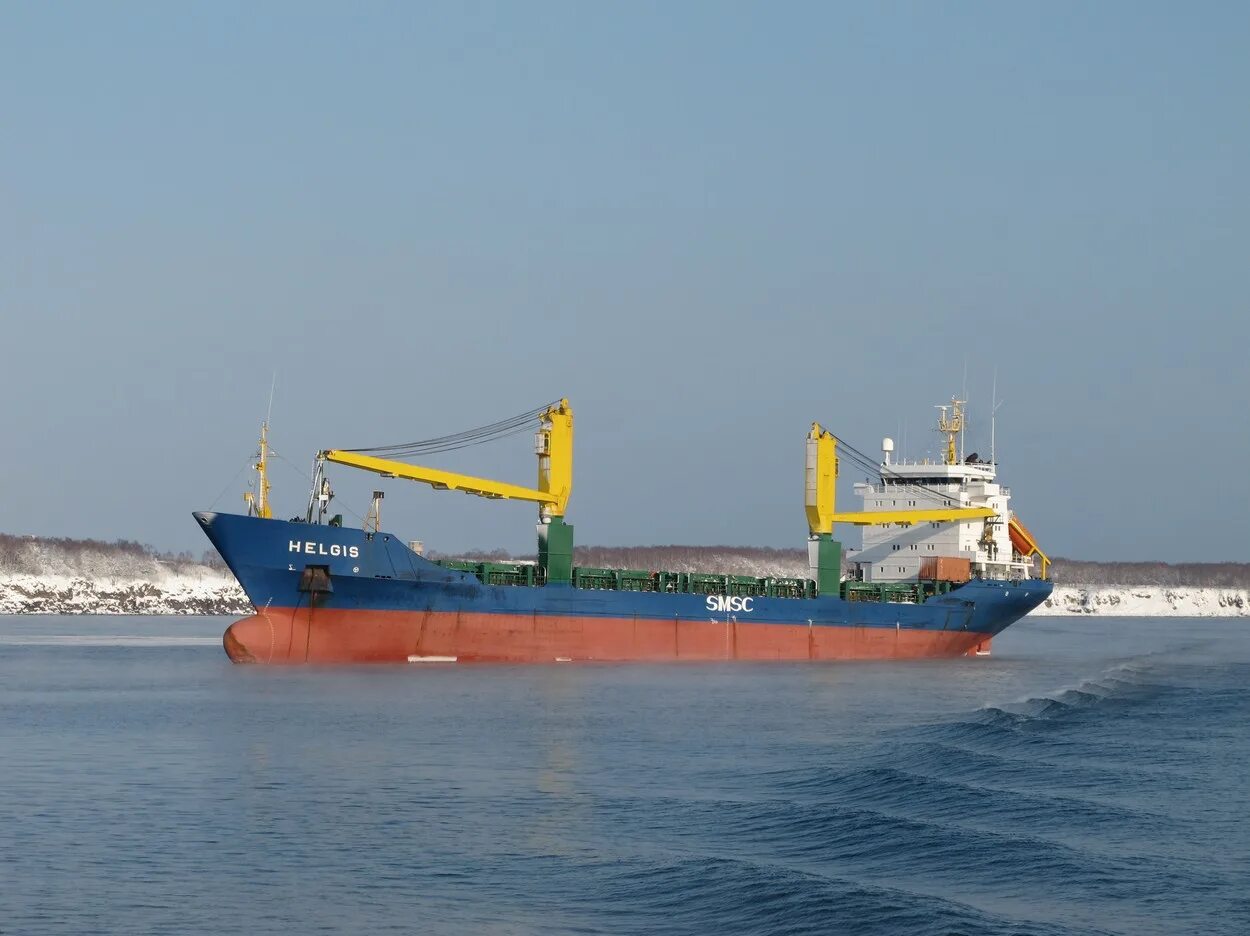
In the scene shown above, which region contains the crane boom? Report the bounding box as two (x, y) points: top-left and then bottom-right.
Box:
(317, 450), (560, 506)
(318, 399), (574, 519)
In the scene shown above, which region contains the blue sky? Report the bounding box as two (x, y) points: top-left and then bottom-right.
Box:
(2, 1), (1247, 561)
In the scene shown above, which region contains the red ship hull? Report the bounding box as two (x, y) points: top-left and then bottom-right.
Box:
(223, 608), (994, 665)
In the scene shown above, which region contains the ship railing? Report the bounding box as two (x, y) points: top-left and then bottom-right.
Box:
(436, 559), (819, 599)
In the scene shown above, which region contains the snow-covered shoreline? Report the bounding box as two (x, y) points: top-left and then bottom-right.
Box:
(6, 532), (1248, 617)
(0, 534), (250, 615)
(2, 572), (1247, 617)
(0, 571), (249, 615)
(1033, 585), (1248, 617)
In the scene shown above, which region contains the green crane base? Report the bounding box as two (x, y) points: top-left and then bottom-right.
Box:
(809, 533), (842, 597)
(538, 517), (574, 584)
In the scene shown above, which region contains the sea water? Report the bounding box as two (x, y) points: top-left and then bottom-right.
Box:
(1, 615), (1246, 935)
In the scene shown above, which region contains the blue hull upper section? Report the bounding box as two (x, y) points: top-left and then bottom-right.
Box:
(194, 511), (1052, 641)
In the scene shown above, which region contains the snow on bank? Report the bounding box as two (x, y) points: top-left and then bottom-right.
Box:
(0, 569), (249, 615)
(0, 533), (250, 615)
(1032, 585), (1249, 617)
(1, 529), (1245, 618)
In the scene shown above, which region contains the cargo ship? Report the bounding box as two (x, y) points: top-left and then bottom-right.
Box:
(195, 399), (1052, 664)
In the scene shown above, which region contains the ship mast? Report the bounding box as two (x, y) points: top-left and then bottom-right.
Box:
(936, 398), (965, 466)
(244, 378), (277, 520)
(245, 421), (273, 519)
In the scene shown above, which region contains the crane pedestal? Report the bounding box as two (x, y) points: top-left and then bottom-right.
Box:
(539, 517), (574, 585)
(809, 533), (842, 597)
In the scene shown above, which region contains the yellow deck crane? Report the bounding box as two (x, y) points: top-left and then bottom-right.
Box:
(317, 400), (578, 582)
(804, 423), (998, 596)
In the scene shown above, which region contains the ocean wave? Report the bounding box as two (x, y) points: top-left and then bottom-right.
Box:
(769, 763), (1174, 832)
(543, 852), (1119, 936)
(565, 784), (1221, 909)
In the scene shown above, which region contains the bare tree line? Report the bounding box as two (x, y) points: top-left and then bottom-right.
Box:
(1047, 558), (1250, 587)
(0, 533), (225, 577)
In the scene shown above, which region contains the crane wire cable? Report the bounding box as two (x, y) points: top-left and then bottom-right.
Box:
(206, 457), (257, 511)
(832, 435), (967, 508)
(340, 401), (560, 459)
(343, 412), (540, 456)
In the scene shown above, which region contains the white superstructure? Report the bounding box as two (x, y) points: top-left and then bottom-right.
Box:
(849, 400), (1035, 584)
